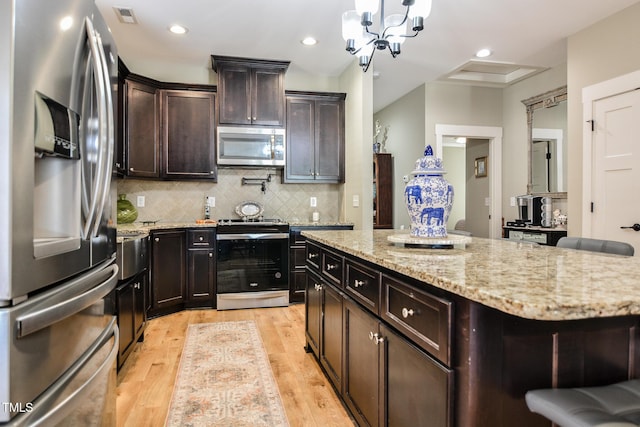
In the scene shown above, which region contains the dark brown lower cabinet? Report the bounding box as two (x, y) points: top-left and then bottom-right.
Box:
(343, 297), (453, 427)
(305, 270), (344, 392)
(150, 229), (186, 316)
(116, 269), (147, 369)
(186, 229), (216, 308)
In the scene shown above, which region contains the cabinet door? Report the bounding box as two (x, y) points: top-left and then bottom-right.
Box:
(125, 80), (159, 177)
(305, 271), (322, 358)
(151, 230), (186, 310)
(133, 273), (147, 338)
(344, 298), (381, 427)
(116, 283), (135, 362)
(321, 283), (343, 393)
(217, 64), (252, 125)
(252, 68), (285, 126)
(290, 245), (307, 303)
(162, 90), (216, 180)
(286, 97), (315, 181)
(187, 249), (215, 307)
(315, 99), (344, 182)
(382, 324), (453, 427)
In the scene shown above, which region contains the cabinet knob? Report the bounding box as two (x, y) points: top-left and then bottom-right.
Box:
(252, 117), (256, 121)
(210, 171), (214, 174)
(209, 252), (213, 258)
(314, 283), (322, 291)
(368, 331), (384, 345)
(199, 236), (204, 241)
(401, 308), (415, 318)
(308, 253), (319, 259)
(115, 162), (121, 168)
(154, 237), (159, 242)
(354, 279), (365, 288)
(247, 116), (251, 120)
(130, 167), (134, 172)
(326, 263), (338, 271)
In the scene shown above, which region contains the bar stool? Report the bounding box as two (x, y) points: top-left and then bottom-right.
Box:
(526, 237), (637, 426)
(556, 237), (635, 256)
(525, 379), (640, 426)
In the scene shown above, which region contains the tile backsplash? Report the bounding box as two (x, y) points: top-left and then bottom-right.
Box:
(117, 168), (343, 224)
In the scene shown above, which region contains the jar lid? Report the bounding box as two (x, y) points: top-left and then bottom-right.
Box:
(411, 145), (447, 175)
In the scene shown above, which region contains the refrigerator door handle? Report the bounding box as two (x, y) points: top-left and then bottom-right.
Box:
(10, 318), (118, 427)
(89, 30), (114, 238)
(15, 261), (118, 338)
(80, 17), (109, 240)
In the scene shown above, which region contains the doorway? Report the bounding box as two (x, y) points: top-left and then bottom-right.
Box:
(435, 124), (503, 239)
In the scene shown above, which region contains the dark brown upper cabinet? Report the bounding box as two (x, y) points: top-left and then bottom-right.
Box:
(161, 89), (217, 180)
(285, 92), (346, 183)
(124, 77), (160, 178)
(212, 55), (289, 127)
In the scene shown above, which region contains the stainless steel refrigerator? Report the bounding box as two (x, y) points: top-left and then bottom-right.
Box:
(1, 0), (119, 425)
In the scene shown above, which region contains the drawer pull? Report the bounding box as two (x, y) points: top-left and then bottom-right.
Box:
(368, 331), (384, 345)
(353, 279), (365, 288)
(314, 283), (322, 291)
(199, 236), (204, 241)
(308, 253), (319, 259)
(401, 308), (415, 318)
(326, 263), (338, 271)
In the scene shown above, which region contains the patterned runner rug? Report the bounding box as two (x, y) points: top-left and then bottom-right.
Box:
(165, 321), (289, 427)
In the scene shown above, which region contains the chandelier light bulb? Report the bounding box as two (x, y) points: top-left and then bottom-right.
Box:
(342, 10), (361, 41)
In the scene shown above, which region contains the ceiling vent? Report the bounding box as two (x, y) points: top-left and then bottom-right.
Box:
(441, 59), (547, 87)
(113, 7), (138, 24)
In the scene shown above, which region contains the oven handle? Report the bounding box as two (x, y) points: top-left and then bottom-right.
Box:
(216, 233), (290, 240)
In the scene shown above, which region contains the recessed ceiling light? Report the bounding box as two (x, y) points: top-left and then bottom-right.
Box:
(475, 48), (492, 58)
(59, 16), (73, 31)
(169, 24), (188, 35)
(301, 37), (318, 46)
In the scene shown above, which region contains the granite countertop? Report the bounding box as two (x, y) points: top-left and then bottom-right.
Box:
(301, 229), (640, 321)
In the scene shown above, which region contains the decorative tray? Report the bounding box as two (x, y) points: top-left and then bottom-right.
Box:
(235, 201), (264, 219)
(387, 233), (471, 249)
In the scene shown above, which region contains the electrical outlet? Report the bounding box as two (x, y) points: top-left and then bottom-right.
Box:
(510, 196), (516, 207)
(310, 197), (317, 207)
(136, 195), (145, 207)
(207, 196), (215, 207)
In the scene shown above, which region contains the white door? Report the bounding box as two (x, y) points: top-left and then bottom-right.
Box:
(591, 88), (640, 251)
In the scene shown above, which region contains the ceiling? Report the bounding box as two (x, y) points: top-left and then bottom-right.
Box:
(95, 0), (640, 112)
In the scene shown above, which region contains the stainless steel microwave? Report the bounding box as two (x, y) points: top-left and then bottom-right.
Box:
(217, 126), (285, 167)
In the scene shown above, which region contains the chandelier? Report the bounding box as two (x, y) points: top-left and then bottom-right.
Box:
(342, 0), (432, 72)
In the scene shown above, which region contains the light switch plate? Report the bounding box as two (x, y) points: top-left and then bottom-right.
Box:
(207, 196), (215, 207)
(352, 195), (359, 207)
(136, 195), (145, 207)
(310, 197), (317, 207)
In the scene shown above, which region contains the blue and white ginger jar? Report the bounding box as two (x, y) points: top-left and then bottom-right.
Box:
(404, 145), (454, 238)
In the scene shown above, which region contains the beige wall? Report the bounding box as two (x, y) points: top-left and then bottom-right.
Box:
(501, 64), (567, 223)
(566, 2), (640, 235)
(373, 85), (426, 229)
(465, 139), (491, 237)
(340, 61), (373, 230)
(443, 146), (466, 230)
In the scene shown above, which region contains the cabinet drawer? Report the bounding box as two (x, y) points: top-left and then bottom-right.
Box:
(306, 241), (322, 273)
(291, 246), (306, 270)
(382, 274), (452, 365)
(188, 229), (215, 248)
(345, 260), (380, 314)
(321, 249), (343, 286)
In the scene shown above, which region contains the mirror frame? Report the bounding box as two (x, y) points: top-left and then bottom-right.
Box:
(522, 85), (568, 198)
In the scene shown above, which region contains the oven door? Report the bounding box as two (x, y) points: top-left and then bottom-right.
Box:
(216, 233), (289, 293)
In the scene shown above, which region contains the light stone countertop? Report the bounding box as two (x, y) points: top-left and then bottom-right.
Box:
(301, 229), (640, 321)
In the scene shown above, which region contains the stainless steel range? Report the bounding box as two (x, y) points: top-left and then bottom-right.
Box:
(216, 219), (290, 310)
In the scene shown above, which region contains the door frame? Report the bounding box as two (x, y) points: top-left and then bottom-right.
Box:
(435, 124), (503, 239)
(581, 70), (640, 236)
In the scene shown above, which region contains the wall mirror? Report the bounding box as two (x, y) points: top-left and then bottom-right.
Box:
(522, 86), (567, 198)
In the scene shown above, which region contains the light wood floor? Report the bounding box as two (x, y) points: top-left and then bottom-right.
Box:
(116, 303), (355, 427)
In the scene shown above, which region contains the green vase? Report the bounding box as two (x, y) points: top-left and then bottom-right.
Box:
(117, 194), (138, 224)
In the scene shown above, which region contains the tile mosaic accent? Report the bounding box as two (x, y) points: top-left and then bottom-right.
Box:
(117, 168), (342, 224)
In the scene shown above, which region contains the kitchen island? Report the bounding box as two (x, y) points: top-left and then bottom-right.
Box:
(301, 229), (640, 427)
